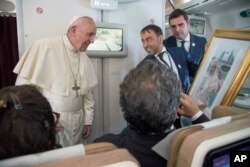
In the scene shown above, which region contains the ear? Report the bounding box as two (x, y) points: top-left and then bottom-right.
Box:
(69, 25), (77, 34)
(0, 99), (7, 108)
(159, 35), (164, 42)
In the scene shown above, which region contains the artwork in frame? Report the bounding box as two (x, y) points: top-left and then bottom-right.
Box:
(189, 29), (250, 118)
(189, 18), (206, 35)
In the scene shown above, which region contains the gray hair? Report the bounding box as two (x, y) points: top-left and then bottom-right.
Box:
(120, 60), (181, 134)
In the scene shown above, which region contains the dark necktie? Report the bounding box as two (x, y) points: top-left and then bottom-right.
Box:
(181, 40), (186, 51)
(157, 52), (172, 70)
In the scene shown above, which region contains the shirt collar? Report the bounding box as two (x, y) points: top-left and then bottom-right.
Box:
(148, 125), (175, 135)
(62, 34), (78, 52)
(176, 32), (190, 43)
(153, 45), (166, 57)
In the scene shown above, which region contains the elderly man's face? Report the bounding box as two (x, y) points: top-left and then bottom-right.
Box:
(74, 19), (96, 52)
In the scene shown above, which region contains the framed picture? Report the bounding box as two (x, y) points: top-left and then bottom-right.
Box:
(188, 15), (206, 36)
(189, 18), (206, 35)
(189, 29), (250, 118)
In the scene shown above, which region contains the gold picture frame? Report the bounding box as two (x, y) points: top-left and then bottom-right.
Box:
(189, 29), (250, 118)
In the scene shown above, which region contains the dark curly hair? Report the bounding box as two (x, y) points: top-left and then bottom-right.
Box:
(0, 85), (61, 160)
(120, 60), (181, 134)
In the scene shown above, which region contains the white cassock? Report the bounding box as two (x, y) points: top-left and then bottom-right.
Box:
(195, 73), (223, 105)
(13, 35), (97, 147)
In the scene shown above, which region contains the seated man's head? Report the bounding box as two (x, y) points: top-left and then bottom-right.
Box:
(0, 85), (60, 160)
(120, 60), (181, 134)
(140, 24), (164, 55)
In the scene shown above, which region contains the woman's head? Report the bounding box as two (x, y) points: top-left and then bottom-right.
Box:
(0, 85), (60, 160)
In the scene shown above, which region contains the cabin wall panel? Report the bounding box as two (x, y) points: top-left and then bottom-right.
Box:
(208, 6), (250, 30)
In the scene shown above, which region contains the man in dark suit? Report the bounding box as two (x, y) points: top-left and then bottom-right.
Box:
(138, 24), (190, 93)
(163, 9), (207, 83)
(94, 60), (209, 167)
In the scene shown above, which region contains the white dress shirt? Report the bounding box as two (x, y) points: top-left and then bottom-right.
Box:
(177, 33), (190, 52)
(154, 47), (180, 79)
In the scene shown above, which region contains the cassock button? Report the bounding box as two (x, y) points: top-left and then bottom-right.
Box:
(178, 65), (182, 69)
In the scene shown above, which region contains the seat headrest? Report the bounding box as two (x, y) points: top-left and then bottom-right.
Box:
(177, 116), (250, 167)
(198, 116), (232, 129)
(0, 144), (85, 167)
(101, 161), (139, 167)
(212, 105), (249, 119)
(37, 148), (140, 167)
(152, 125), (203, 161)
(153, 116), (232, 160)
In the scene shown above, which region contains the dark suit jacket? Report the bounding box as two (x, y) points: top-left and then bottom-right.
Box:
(94, 114), (209, 167)
(137, 47), (190, 93)
(163, 33), (207, 83)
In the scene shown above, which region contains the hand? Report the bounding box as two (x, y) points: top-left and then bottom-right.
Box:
(176, 93), (200, 118)
(198, 103), (207, 110)
(82, 125), (91, 138)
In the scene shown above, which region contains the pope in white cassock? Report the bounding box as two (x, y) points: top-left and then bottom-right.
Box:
(13, 16), (98, 147)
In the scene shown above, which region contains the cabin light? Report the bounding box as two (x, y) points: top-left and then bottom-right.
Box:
(219, 0), (233, 6)
(0, 0), (16, 12)
(171, 0), (192, 5)
(90, 0), (118, 10)
(183, 0), (191, 3)
(204, 12), (212, 15)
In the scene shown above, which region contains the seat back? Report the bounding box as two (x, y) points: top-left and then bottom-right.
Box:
(167, 125), (203, 167)
(37, 148), (139, 167)
(212, 105), (249, 119)
(177, 114), (250, 167)
(0, 144), (84, 167)
(84, 142), (118, 154)
(0, 142), (117, 167)
(166, 105), (250, 167)
(166, 110), (250, 167)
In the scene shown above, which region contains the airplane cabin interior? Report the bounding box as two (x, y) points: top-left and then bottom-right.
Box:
(0, 0), (250, 166)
